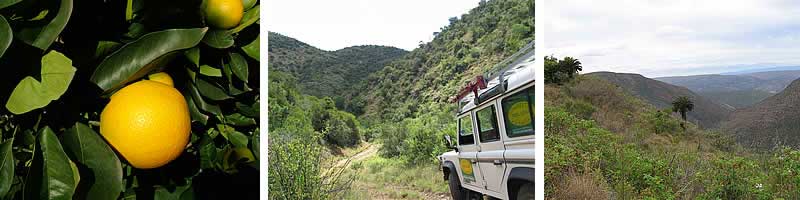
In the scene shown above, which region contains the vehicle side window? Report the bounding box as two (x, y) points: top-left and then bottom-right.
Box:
(476, 105), (500, 143)
(458, 115), (475, 145)
(502, 88), (534, 137)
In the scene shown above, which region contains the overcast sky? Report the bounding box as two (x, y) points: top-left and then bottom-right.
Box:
(542, 0), (800, 77)
(266, 0), (481, 51)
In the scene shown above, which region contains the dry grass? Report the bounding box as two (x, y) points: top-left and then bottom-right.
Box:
(550, 169), (610, 200)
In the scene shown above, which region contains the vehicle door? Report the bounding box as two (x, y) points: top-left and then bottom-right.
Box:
(457, 112), (485, 189)
(474, 102), (507, 193)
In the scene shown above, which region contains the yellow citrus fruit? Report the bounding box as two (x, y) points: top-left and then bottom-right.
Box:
(203, 0), (244, 29)
(147, 72), (174, 87)
(100, 74), (190, 169)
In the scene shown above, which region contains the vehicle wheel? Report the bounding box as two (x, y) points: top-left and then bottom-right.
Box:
(447, 170), (470, 200)
(515, 182), (534, 200)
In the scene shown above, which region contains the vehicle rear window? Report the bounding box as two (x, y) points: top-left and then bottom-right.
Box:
(502, 88), (534, 137)
(458, 115), (475, 145)
(476, 105), (500, 143)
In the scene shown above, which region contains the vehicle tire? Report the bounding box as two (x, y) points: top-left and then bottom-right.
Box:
(515, 182), (534, 200)
(447, 170), (470, 200)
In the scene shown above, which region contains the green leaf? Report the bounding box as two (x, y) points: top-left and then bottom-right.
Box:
(236, 101), (259, 118)
(0, 140), (13, 197)
(91, 28), (208, 93)
(229, 52), (248, 83)
(199, 143), (217, 169)
(94, 41), (123, 59)
(195, 77), (231, 101)
(184, 47), (200, 67)
(0, 15), (11, 58)
(185, 93), (208, 125)
(230, 5), (259, 33)
(60, 123), (123, 200)
(217, 124), (248, 148)
(34, 127), (79, 200)
(241, 0), (256, 10)
(241, 35), (259, 61)
(227, 83), (250, 96)
(199, 65), (222, 77)
(15, 0), (72, 50)
(187, 80), (222, 116)
(0, 0), (22, 9)
(6, 51), (77, 114)
(123, 22), (146, 39)
(201, 29), (233, 49)
(251, 131), (259, 160)
(224, 113), (255, 127)
(125, 0), (133, 21)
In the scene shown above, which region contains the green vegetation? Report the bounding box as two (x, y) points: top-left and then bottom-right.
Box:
(671, 96), (694, 129)
(544, 56), (583, 84)
(546, 74), (800, 199)
(268, 0), (533, 198)
(0, 0), (261, 199)
(268, 33), (408, 113)
(355, 0), (534, 121)
(344, 156), (449, 199)
(268, 70), (359, 199)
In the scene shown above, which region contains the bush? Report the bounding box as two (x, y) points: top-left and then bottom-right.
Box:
(324, 110), (362, 147)
(268, 133), (328, 200)
(645, 110), (679, 135)
(268, 131), (353, 200)
(375, 105), (456, 165)
(563, 99), (595, 119)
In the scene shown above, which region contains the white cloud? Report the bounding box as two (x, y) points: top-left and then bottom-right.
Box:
(265, 0), (482, 51)
(542, 0), (800, 77)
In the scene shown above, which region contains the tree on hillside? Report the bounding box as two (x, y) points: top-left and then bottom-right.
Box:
(671, 96), (694, 130)
(544, 56), (583, 84)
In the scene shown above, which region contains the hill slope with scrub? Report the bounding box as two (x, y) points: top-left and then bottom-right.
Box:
(545, 75), (800, 199)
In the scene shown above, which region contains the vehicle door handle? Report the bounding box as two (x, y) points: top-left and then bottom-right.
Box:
(471, 160), (477, 164)
(493, 160), (502, 165)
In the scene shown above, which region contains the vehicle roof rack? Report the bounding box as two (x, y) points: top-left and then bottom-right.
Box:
(453, 41), (535, 107)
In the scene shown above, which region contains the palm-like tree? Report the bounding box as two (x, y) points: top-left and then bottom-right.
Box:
(671, 96), (694, 129)
(559, 56), (582, 79)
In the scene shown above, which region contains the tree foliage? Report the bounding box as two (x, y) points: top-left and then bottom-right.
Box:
(545, 55), (583, 84)
(0, 0), (261, 199)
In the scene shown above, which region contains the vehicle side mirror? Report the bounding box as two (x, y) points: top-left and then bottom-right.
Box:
(444, 135), (458, 152)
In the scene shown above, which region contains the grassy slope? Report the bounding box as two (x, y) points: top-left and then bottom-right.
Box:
(546, 75), (800, 199)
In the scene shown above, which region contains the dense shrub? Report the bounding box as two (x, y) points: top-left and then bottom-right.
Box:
(375, 104), (456, 165)
(645, 110), (680, 135)
(324, 110), (362, 147)
(268, 132), (328, 200)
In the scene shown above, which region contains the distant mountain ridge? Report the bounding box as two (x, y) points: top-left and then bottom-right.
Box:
(589, 72), (732, 128)
(656, 70), (800, 108)
(725, 78), (800, 149)
(268, 32), (408, 105)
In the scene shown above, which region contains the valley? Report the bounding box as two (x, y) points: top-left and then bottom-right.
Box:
(546, 57), (800, 199)
(267, 0), (534, 199)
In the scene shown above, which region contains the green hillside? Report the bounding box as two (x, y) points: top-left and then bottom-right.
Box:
(268, 33), (408, 109)
(545, 75), (800, 199)
(268, 0), (533, 199)
(354, 0), (534, 121)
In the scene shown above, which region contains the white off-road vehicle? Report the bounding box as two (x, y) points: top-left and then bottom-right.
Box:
(439, 46), (534, 200)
